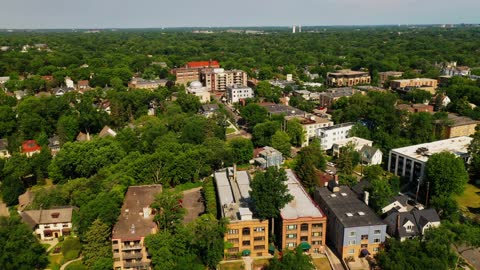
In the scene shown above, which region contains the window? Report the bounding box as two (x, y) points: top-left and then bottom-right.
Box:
(406, 225), (413, 231)
(361, 234), (368, 240)
(313, 248), (320, 253)
(287, 234), (297, 239)
(374, 238), (381, 243)
(254, 245), (265, 250)
(286, 242), (297, 248)
(349, 240), (356, 245)
(373, 247), (379, 252)
(228, 229), (239, 235)
(348, 249), (355, 254)
(312, 241), (322, 245)
(242, 240), (251, 246)
(374, 230), (381, 235)
(242, 228), (251, 236)
(300, 236), (308, 242)
(228, 238), (239, 244)
(287, 225), (297, 230)
(349, 231), (356, 237)
(228, 247), (239, 253)
(254, 236), (265, 241)
(301, 223), (309, 231)
(361, 244), (368, 249)
(312, 232), (322, 237)
(254, 227), (265, 232)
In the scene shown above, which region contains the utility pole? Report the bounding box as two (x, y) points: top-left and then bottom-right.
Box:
(425, 181), (430, 208)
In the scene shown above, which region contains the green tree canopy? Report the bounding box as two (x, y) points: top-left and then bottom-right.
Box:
(425, 152), (469, 199)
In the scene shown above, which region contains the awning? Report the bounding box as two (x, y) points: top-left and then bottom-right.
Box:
(269, 244), (275, 255)
(242, 249), (251, 256)
(299, 242), (311, 250)
(361, 249), (370, 257)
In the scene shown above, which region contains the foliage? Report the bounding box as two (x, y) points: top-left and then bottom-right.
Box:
(294, 140), (326, 192)
(250, 167), (293, 220)
(61, 237), (82, 257)
(82, 219), (112, 268)
(266, 247), (315, 270)
(252, 121), (281, 147)
(286, 118), (305, 147)
(425, 152), (469, 199)
(336, 142), (360, 175)
(0, 216), (49, 270)
(151, 189), (186, 232)
(227, 138), (254, 164)
(202, 177), (217, 216)
(271, 130), (291, 157)
(338, 174), (358, 188)
(240, 103), (268, 128)
(467, 126), (480, 181)
(363, 165), (399, 213)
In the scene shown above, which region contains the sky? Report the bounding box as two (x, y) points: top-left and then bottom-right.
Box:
(0, 0), (479, 29)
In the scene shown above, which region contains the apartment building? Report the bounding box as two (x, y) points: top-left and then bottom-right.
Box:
(112, 185), (162, 270)
(226, 85), (254, 103)
(279, 170), (327, 254)
(326, 70), (371, 87)
(316, 122), (355, 150)
(285, 114), (334, 147)
(254, 146), (283, 169)
(259, 103), (306, 117)
(172, 60), (220, 85)
(437, 113), (480, 139)
(390, 78), (438, 90)
(378, 71), (404, 85)
(442, 62), (471, 77)
(314, 184), (387, 259)
(318, 87), (365, 109)
(214, 167), (269, 259)
(201, 69), (247, 91)
(128, 78), (168, 89)
(388, 136), (472, 183)
(20, 207), (74, 240)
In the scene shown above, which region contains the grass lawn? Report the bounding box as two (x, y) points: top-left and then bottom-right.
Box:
(226, 127), (237, 134)
(456, 183), (480, 218)
(48, 254), (63, 270)
(313, 257), (332, 270)
(253, 258), (270, 268)
(65, 260), (88, 270)
(219, 261), (245, 270)
(173, 181), (203, 192)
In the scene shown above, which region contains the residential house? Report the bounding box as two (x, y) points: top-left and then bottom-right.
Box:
(434, 94), (451, 110)
(112, 185), (162, 270)
(388, 136), (472, 183)
(0, 139), (10, 158)
(48, 135), (61, 156)
(22, 140), (41, 157)
(326, 70), (371, 87)
(318, 87), (365, 109)
(65, 77), (75, 89)
(214, 167), (269, 259)
(279, 170), (327, 254)
(20, 207), (74, 240)
(53, 87), (75, 97)
(316, 122), (355, 150)
(226, 85), (253, 104)
(76, 132), (91, 142)
(442, 62), (471, 77)
(99, 126), (117, 138)
(254, 146), (283, 169)
(200, 104), (219, 117)
(285, 114), (334, 147)
(77, 80), (90, 91)
(187, 81), (210, 103)
(384, 208), (440, 241)
(332, 137), (373, 158)
(435, 113), (479, 139)
(381, 195), (409, 214)
(314, 184), (387, 259)
(360, 145), (383, 165)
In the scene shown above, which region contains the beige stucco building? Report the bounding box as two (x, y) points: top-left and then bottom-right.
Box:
(326, 70), (371, 87)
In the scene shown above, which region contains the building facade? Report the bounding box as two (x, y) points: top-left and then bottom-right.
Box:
(279, 170), (327, 254)
(187, 81), (211, 103)
(254, 146), (283, 169)
(201, 69), (248, 91)
(390, 78), (438, 90)
(112, 185), (162, 270)
(318, 88), (365, 109)
(439, 113), (479, 139)
(388, 136), (472, 183)
(378, 71), (403, 85)
(314, 185), (387, 259)
(128, 78), (168, 89)
(226, 85), (253, 103)
(286, 115), (334, 147)
(20, 207), (74, 240)
(214, 167), (269, 259)
(326, 70), (371, 87)
(316, 123), (355, 150)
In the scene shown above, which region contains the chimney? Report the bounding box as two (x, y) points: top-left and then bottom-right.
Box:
(334, 174), (339, 184)
(364, 191), (369, 205)
(86, 131), (90, 141)
(143, 207), (151, 218)
(396, 214), (400, 236)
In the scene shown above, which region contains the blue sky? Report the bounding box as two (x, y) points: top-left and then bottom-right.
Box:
(0, 0), (478, 29)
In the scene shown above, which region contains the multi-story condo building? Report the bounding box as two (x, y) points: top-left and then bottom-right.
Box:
(388, 136), (472, 183)
(254, 146), (283, 169)
(378, 71), (404, 85)
(390, 78), (438, 90)
(201, 69), (247, 91)
(214, 167), (269, 259)
(326, 70), (371, 87)
(112, 185), (162, 270)
(315, 184), (387, 259)
(226, 85), (254, 103)
(259, 103), (306, 117)
(316, 122), (355, 150)
(172, 60), (220, 85)
(279, 170), (327, 254)
(285, 115), (334, 146)
(318, 88), (365, 109)
(128, 78), (168, 89)
(20, 207), (74, 240)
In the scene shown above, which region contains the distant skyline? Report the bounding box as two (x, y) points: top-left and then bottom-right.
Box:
(0, 0), (479, 29)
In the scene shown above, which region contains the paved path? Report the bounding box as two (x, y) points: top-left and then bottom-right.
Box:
(60, 256), (83, 270)
(182, 187), (205, 223)
(324, 246), (345, 270)
(42, 238), (59, 253)
(242, 256), (253, 270)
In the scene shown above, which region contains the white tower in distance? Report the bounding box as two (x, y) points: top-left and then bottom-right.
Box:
(299, 25), (302, 33)
(292, 25), (296, 33)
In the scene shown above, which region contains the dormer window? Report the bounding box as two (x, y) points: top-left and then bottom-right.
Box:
(51, 212), (60, 218)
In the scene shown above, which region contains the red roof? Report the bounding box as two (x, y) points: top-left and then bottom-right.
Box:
(78, 80), (89, 86)
(186, 60), (220, 68)
(41, 75), (54, 81)
(22, 140), (41, 153)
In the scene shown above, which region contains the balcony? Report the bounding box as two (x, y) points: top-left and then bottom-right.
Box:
(123, 261), (150, 269)
(122, 245), (143, 251)
(123, 252), (144, 259)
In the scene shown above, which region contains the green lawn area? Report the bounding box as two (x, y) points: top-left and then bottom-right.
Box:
(456, 183), (480, 218)
(219, 260), (245, 270)
(173, 181), (203, 192)
(253, 258), (270, 268)
(48, 253), (63, 270)
(65, 260), (88, 270)
(226, 127), (237, 134)
(313, 257), (332, 270)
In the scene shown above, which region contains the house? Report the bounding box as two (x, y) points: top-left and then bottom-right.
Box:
(318, 87), (365, 109)
(360, 145), (383, 165)
(48, 135), (61, 156)
(214, 167), (269, 259)
(22, 140), (41, 157)
(435, 95), (451, 109)
(77, 80), (90, 90)
(200, 104), (219, 117)
(20, 207), (74, 240)
(187, 81), (210, 103)
(14, 90), (26, 100)
(314, 184), (387, 259)
(388, 136), (472, 183)
(381, 195), (409, 214)
(0, 139), (10, 158)
(436, 113), (479, 139)
(53, 87), (75, 97)
(76, 132), (91, 142)
(442, 62), (471, 77)
(279, 170), (327, 254)
(99, 126), (117, 138)
(332, 137), (373, 157)
(384, 208), (440, 241)
(326, 70), (371, 87)
(285, 114), (334, 147)
(18, 190), (35, 211)
(254, 146), (283, 169)
(65, 77), (75, 89)
(0, 76), (9, 85)
(112, 185), (162, 270)
(316, 122), (355, 150)
(226, 85), (253, 104)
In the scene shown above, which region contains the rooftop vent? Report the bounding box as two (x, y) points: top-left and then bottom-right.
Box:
(346, 213), (353, 217)
(415, 147), (429, 156)
(331, 194), (337, 198)
(341, 193), (347, 197)
(358, 212), (365, 216)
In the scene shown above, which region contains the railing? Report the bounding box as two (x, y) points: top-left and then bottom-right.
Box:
(122, 245), (142, 251)
(123, 261), (150, 269)
(123, 252), (144, 259)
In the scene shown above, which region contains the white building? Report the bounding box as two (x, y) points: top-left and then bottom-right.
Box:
(226, 85), (253, 103)
(20, 207), (74, 240)
(187, 81), (211, 103)
(286, 114), (333, 147)
(360, 145), (383, 165)
(316, 123), (355, 150)
(332, 137), (373, 157)
(442, 62), (471, 77)
(65, 77), (75, 89)
(388, 136), (472, 183)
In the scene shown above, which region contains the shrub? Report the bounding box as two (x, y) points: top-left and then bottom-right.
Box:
(62, 237), (82, 257)
(202, 177), (217, 216)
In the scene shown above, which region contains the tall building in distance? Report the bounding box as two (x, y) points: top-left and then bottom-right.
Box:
(201, 68), (247, 91)
(112, 185), (162, 270)
(172, 60), (220, 85)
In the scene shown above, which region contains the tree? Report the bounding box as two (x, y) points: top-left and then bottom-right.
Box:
(294, 140), (326, 192)
(336, 142), (360, 175)
(0, 216), (49, 270)
(252, 121), (281, 147)
(271, 130), (291, 157)
(176, 92), (201, 114)
(56, 115), (79, 144)
(250, 167), (293, 235)
(83, 219), (112, 268)
(266, 246), (315, 270)
(367, 177), (396, 213)
(405, 89), (433, 104)
(151, 190), (186, 232)
(425, 152), (469, 199)
(467, 126), (480, 181)
(240, 103), (268, 128)
(227, 138), (254, 164)
(286, 119), (305, 147)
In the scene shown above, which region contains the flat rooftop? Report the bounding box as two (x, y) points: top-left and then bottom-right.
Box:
(391, 78), (436, 83)
(214, 168), (253, 222)
(112, 185), (162, 240)
(391, 136), (473, 162)
(286, 114), (332, 125)
(328, 70), (369, 76)
(319, 122), (355, 131)
(332, 137), (373, 149)
(259, 103), (306, 117)
(281, 170), (324, 220)
(316, 186), (385, 228)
